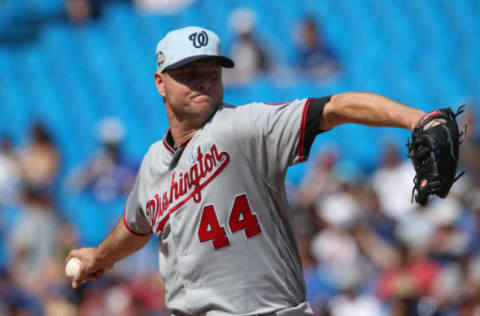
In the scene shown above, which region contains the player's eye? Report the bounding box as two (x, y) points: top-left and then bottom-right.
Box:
(178, 71), (196, 80)
(208, 70), (220, 80)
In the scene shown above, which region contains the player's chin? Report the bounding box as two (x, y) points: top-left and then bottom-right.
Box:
(192, 94), (213, 103)
(191, 97), (219, 112)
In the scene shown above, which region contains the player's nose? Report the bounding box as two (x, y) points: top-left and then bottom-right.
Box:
(196, 76), (213, 91)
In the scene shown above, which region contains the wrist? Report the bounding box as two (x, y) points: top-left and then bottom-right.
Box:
(408, 109), (426, 131)
(94, 246), (115, 269)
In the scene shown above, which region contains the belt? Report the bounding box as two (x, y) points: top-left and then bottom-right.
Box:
(172, 311), (277, 316)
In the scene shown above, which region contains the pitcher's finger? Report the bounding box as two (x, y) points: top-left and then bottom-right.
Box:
(66, 249), (81, 263)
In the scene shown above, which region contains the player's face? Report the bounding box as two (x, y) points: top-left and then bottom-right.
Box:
(155, 59), (224, 123)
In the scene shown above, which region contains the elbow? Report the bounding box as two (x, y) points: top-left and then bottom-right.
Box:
(319, 93), (348, 130)
(319, 111), (337, 131)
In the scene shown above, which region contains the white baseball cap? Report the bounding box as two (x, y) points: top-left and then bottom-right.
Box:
(156, 26), (234, 72)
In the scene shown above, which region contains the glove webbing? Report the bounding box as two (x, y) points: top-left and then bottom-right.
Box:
(408, 105), (467, 204)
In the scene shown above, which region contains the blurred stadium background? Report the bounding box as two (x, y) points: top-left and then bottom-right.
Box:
(0, 0), (479, 315)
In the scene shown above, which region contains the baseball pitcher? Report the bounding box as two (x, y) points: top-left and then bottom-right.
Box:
(67, 26), (464, 316)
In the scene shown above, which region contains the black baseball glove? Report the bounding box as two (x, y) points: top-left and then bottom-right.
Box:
(407, 105), (467, 205)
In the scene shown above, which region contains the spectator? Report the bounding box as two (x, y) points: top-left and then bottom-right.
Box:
(0, 267), (44, 316)
(356, 186), (398, 248)
(133, 0), (196, 14)
(8, 187), (60, 294)
(66, 117), (137, 203)
(431, 254), (479, 314)
(458, 255), (480, 314)
(66, 0), (100, 22)
(17, 122), (60, 197)
(328, 279), (384, 316)
(296, 16), (341, 81)
(376, 242), (441, 315)
(66, 0), (130, 23)
(310, 184), (364, 289)
(223, 7), (273, 86)
(295, 150), (341, 211)
(0, 136), (20, 208)
(458, 108), (480, 203)
(465, 198), (480, 256)
(425, 198), (467, 262)
(371, 143), (416, 220)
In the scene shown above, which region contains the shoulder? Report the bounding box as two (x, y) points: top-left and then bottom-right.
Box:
(208, 103), (259, 129)
(208, 103), (242, 125)
(213, 100), (304, 118)
(138, 140), (165, 171)
(210, 100), (308, 126)
(146, 140), (164, 157)
(204, 99), (310, 135)
(201, 104), (254, 142)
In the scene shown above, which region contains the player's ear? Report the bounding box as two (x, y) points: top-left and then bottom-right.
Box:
(154, 71), (166, 98)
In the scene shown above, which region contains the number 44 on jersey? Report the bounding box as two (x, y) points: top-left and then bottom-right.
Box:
(198, 194), (262, 249)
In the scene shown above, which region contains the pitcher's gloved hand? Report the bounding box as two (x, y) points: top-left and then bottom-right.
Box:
(407, 105), (467, 205)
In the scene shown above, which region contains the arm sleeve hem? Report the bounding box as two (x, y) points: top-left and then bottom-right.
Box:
(298, 96), (331, 162)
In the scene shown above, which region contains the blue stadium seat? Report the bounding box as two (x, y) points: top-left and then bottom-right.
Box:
(1, 0), (479, 247)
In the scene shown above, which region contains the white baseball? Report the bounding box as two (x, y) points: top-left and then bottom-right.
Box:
(65, 257), (82, 278)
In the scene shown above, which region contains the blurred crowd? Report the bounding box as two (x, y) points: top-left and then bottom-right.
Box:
(223, 8), (342, 87)
(1, 109), (479, 315)
(0, 119), (161, 316)
(1, 1), (479, 315)
(293, 110), (480, 315)
(65, 2), (342, 86)
(1, 1), (343, 86)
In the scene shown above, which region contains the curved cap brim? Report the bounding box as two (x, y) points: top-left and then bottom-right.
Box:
(163, 55), (234, 72)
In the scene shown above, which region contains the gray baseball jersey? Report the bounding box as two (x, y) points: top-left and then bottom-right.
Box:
(124, 97), (329, 315)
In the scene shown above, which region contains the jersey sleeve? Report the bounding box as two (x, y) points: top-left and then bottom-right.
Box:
(296, 97), (331, 162)
(123, 155), (152, 236)
(233, 97), (330, 182)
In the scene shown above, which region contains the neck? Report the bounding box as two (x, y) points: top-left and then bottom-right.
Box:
(169, 125), (198, 148)
(165, 102), (221, 148)
(165, 108), (204, 148)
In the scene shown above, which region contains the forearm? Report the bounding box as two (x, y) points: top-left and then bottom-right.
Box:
(320, 92), (425, 131)
(67, 219), (151, 288)
(95, 219), (152, 267)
